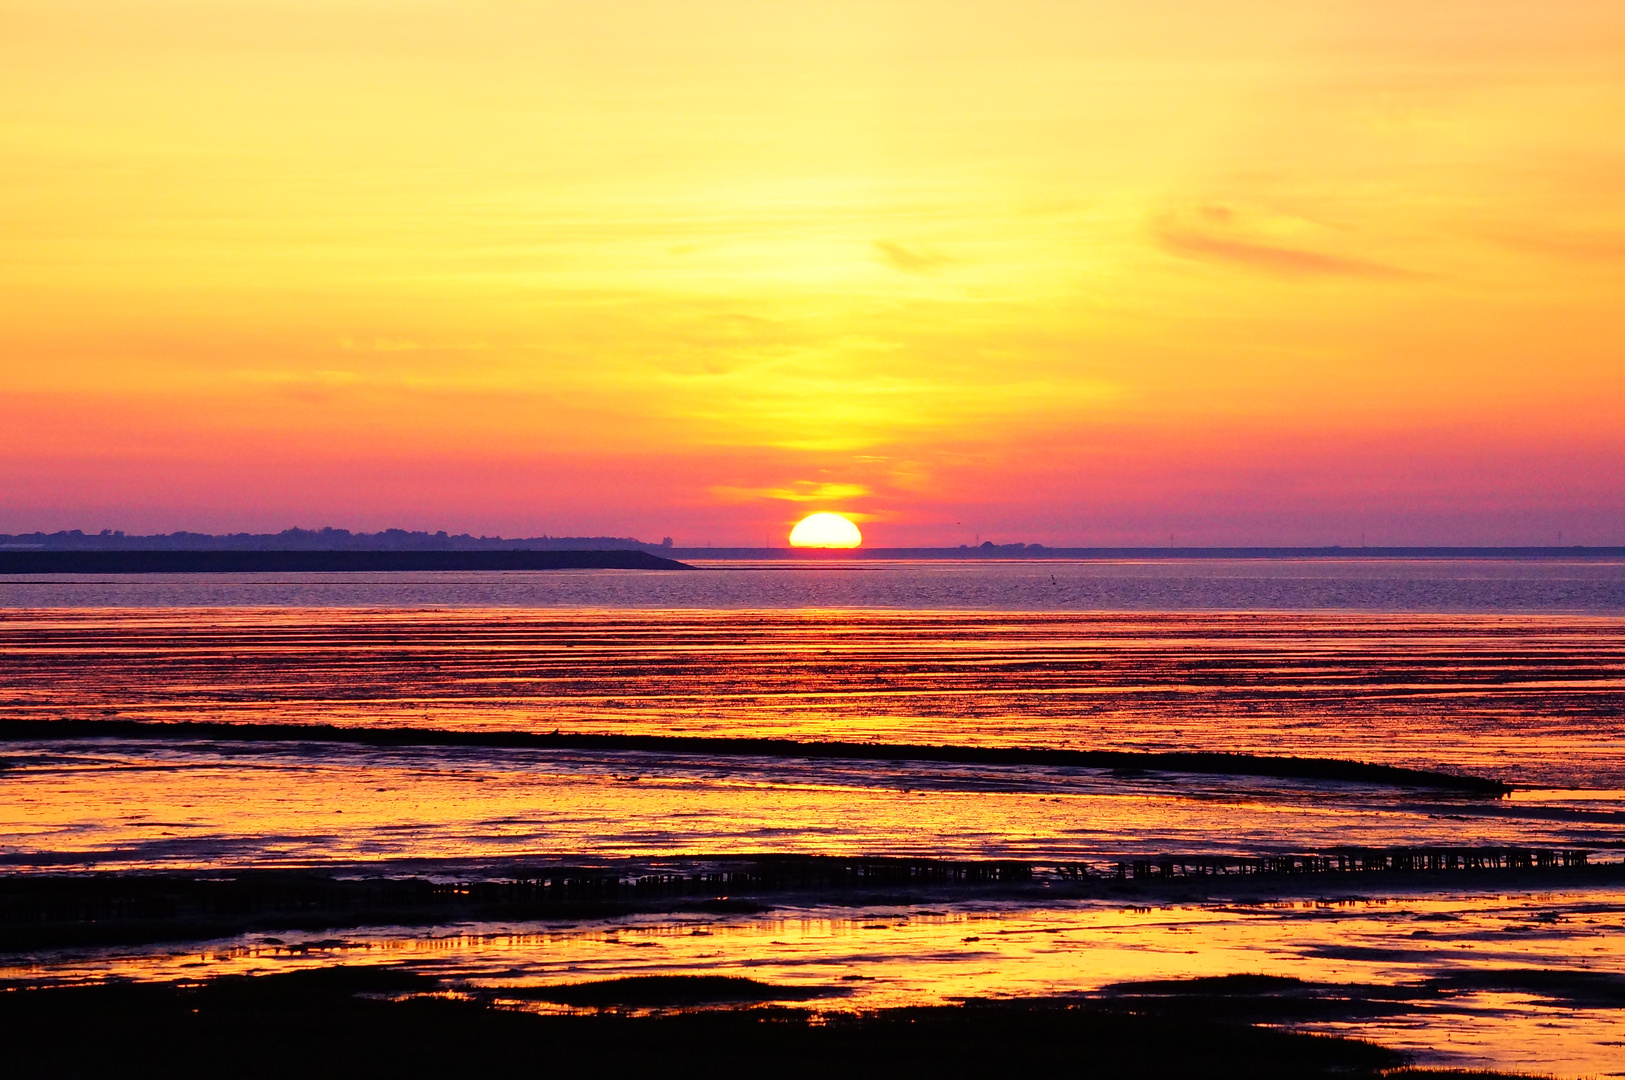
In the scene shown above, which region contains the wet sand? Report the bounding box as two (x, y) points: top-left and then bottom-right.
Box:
(2, 966), (1435, 1080)
(0, 718), (1513, 792)
(5, 860), (1624, 1075)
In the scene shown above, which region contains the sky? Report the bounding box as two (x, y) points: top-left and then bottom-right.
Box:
(2, 0), (1622, 546)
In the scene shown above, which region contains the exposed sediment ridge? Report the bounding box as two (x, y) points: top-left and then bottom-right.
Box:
(1, 852), (1616, 950)
(0, 549), (692, 573)
(0, 719), (1512, 794)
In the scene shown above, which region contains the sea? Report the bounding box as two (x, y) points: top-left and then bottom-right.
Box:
(3, 557), (1624, 1075)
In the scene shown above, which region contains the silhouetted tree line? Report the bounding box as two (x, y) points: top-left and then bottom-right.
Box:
(0, 527), (674, 552)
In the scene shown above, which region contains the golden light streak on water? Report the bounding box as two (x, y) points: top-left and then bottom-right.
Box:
(4, 608), (1624, 784)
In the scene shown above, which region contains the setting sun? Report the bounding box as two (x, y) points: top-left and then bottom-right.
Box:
(789, 512), (863, 549)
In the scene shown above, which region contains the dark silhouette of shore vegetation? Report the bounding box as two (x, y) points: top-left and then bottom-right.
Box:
(0, 527), (674, 552)
(0, 550), (690, 573)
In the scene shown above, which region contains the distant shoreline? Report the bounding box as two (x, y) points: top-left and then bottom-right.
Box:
(4, 528), (1621, 563)
(0, 550), (692, 574)
(671, 546), (1625, 560)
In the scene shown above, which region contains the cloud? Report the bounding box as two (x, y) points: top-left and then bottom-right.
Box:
(1152, 207), (1412, 279)
(234, 369), (362, 388)
(1492, 229), (1625, 262)
(1157, 228), (1410, 278)
(709, 481), (870, 504)
(338, 337), (492, 354)
(875, 240), (953, 274)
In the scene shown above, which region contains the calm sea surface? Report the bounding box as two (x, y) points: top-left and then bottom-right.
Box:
(5, 560), (1625, 1074)
(2, 559), (1623, 869)
(3, 557), (1624, 611)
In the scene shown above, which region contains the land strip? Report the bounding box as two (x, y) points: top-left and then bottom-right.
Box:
(0, 550), (691, 573)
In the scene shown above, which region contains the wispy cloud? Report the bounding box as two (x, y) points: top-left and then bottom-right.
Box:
(709, 481), (870, 504)
(338, 337), (492, 354)
(1153, 207), (1412, 279)
(1158, 229), (1408, 277)
(1492, 229), (1625, 262)
(875, 240), (953, 274)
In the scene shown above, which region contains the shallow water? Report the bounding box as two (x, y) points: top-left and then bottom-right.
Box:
(3, 740), (1623, 871)
(4, 606), (1622, 786)
(5, 562), (1625, 1076)
(4, 604), (1625, 868)
(4, 557), (1625, 611)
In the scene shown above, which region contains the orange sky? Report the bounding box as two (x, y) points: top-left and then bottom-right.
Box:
(2, 1), (1622, 544)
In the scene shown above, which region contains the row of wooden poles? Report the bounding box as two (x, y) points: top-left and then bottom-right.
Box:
(474, 847), (1597, 898)
(477, 858), (1036, 900)
(1070, 846), (1594, 881)
(2, 849), (1602, 924)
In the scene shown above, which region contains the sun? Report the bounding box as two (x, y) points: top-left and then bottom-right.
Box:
(788, 512), (863, 548)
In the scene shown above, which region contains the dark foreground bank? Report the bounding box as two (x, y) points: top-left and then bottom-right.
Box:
(0, 966), (1535, 1080)
(0, 549), (691, 573)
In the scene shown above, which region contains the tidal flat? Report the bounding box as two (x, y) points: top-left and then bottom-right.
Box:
(2, 564), (1623, 1075)
(0, 966), (1431, 1080)
(5, 859), (1624, 1075)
